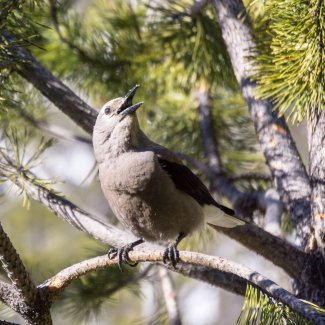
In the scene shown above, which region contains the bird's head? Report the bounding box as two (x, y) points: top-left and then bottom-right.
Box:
(96, 84), (143, 134)
(93, 85), (143, 161)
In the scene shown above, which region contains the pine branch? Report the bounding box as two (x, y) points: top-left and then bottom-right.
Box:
(2, 32), (97, 134)
(0, 223), (52, 324)
(208, 222), (304, 279)
(39, 251), (325, 325)
(0, 222), (38, 305)
(158, 267), (181, 325)
(212, 0), (312, 246)
(195, 81), (241, 202)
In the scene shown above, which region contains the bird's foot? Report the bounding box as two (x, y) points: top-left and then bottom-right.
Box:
(162, 232), (186, 269)
(108, 238), (144, 271)
(163, 244), (180, 269)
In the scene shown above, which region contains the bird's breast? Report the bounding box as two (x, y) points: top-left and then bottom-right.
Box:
(98, 152), (204, 241)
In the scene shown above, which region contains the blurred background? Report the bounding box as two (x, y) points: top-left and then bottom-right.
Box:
(0, 0), (309, 324)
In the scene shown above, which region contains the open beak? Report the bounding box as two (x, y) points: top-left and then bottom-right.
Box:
(117, 84), (143, 115)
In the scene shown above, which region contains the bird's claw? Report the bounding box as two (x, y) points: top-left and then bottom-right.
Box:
(163, 244), (180, 269)
(108, 239), (144, 271)
(108, 245), (138, 271)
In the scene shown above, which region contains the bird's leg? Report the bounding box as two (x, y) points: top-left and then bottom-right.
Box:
(163, 232), (186, 269)
(108, 238), (144, 271)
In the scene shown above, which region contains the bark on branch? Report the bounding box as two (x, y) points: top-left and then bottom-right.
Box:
(208, 222), (305, 279)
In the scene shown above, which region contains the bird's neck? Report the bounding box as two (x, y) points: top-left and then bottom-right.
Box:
(94, 115), (146, 162)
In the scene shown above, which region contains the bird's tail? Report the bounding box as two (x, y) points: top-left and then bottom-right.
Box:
(208, 203), (246, 228)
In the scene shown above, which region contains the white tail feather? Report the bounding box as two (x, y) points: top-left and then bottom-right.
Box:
(209, 206), (245, 228)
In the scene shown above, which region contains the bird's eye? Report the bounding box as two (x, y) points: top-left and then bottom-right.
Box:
(104, 107), (111, 115)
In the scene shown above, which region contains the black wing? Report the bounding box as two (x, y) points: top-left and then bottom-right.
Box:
(158, 158), (235, 216)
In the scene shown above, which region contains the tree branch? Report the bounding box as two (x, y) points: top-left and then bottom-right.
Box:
(211, 0), (312, 246)
(39, 251), (325, 325)
(208, 222), (304, 279)
(0, 222), (52, 324)
(195, 82), (231, 196)
(0, 223), (38, 304)
(2, 32), (97, 134)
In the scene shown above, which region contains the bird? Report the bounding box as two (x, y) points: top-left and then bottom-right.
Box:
(92, 85), (245, 269)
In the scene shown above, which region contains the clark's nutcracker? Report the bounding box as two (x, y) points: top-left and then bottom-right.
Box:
(93, 85), (245, 268)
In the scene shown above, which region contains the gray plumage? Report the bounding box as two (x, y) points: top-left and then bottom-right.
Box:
(92, 86), (244, 261)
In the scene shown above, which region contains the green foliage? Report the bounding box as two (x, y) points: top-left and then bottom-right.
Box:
(238, 285), (316, 325)
(148, 0), (236, 90)
(0, 129), (57, 208)
(254, 0), (325, 123)
(56, 263), (145, 324)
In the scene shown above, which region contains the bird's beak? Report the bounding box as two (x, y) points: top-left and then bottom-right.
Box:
(117, 84), (143, 115)
(120, 102), (143, 115)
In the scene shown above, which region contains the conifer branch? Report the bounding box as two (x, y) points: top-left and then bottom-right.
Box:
(0, 222), (38, 305)
(0, 223), (52, 324)
(2, 32), (97, 134)
(211, 0), (312, 245)
(39, 251), (325, 325)
(208, 222), (304, 279)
